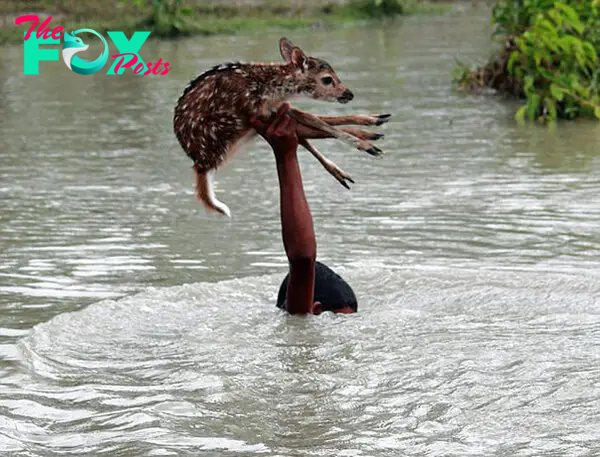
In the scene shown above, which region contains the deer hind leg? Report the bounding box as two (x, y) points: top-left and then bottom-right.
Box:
(299, 139), (355, 190)
(289, 108), (383, 157)
(193, 165), (231, 217)
(317, 113), (392, 127)
(191, 131), (255, 218)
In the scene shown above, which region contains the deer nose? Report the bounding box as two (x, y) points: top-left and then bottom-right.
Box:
(338, 90), (354, 104)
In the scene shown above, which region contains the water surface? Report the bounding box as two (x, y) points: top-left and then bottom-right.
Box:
(1, 9), (600, 456)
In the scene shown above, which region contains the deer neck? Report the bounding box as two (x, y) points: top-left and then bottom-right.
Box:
(250, 64), (308, 101)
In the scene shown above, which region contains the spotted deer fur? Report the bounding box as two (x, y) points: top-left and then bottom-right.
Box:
(173, 37), (390, 217)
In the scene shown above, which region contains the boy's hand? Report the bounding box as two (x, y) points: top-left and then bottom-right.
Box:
(250, 103), (299, 154)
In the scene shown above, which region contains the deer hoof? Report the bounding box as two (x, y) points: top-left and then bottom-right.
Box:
(329, 166), (355, 189)
(366, 146), (383, 157)
(375, 114), (392, 126)
(372, 132), (385, 140)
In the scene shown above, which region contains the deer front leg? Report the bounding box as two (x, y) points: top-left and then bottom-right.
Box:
(296, 124), (384, 142)
(289, 108), (383, 157)
(299, 139), (355, 190)
(343, 128), (385, 142)
(317, 113), (392, 127)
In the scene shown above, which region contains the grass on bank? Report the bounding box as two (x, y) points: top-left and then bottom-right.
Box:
(0, 0), (454, 45)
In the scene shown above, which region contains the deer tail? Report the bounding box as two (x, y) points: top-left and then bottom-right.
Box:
(193, 166), (231, 218)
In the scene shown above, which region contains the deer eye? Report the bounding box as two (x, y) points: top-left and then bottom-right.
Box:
(321, 76), (334, 86)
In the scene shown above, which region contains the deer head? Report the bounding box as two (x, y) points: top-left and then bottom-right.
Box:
(279, 37), (354, 104)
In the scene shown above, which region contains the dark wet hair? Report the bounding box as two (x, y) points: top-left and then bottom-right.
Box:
(276, 261), (358, 312)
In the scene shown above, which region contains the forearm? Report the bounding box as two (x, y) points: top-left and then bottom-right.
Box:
(275, 149), (317, 263)
(252, 103), (316, 314)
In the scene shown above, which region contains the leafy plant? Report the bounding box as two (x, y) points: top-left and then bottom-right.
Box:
(455, 0), (600, 123)
(346, 0), (404, 19)
(509, 1), (600, 121)
(120, 0), (193, 34)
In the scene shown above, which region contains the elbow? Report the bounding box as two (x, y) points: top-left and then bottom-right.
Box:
(285, 238), (316, 266)
(287, 251), (316, 269)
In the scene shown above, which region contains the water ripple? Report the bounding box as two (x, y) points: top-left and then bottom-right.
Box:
(0, 268), (593, 455)
(2, 11), (600, 457)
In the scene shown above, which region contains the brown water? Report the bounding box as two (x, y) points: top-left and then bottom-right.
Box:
(1, 9), (600, 457)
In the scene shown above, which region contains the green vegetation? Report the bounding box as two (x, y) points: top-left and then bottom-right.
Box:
(345, 0), (405, 18)
(342, 0), (450, 17)
(454, 0), (600, 123)
(0, 0), (452, 45)
(132, 0), (193, 36)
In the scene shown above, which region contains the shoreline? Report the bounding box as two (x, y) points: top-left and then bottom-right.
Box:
(0, 1), (456, 45)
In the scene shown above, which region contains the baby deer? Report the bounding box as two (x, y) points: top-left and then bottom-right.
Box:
(173, 37), (391, 217)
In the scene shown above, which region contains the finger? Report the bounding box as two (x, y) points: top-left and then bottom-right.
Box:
(287, 115), (297, 131)
(276, 102), (290, 117)
(283, 115), (296, 133)
(269, 111), (290, 136)
(270, 103), (291, 129)
(286, 115), (298, 135)
(249, 115), (267, 132)
(274, 115), (294, 136)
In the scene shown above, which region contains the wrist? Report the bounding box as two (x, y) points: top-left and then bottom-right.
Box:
(272, 143), (298, 159)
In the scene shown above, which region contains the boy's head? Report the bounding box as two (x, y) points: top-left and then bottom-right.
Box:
(276, 261), (357, 314)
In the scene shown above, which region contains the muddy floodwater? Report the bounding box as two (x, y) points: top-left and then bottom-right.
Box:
(1, 9), (600, 457)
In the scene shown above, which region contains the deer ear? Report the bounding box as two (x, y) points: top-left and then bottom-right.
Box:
(290, 47), (307, 70)
(279, 37), (295, 62)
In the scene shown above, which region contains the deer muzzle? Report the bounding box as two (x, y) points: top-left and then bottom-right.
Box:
(337, 90), (354, 104)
